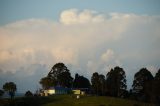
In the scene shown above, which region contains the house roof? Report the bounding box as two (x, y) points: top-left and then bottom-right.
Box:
(49, 86), (71, 90)
(48, 86), (89, 91)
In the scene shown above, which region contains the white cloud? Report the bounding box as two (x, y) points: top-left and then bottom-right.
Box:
(0, 8), (159, 80)
(51, 48), (78, 65)
(86, 49), (122, 75)
(101, 49), (114, 62)
(147, 65), (159, 76)
(60, 9), (105, 25)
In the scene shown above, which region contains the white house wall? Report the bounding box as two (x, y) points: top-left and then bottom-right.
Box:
(48, 89), (55, 95)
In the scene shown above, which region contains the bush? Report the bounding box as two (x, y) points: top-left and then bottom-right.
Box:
(0, 89), (4, 98)
(25, 91), (33, 97)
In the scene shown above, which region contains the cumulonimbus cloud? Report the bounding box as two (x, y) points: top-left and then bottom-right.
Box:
(0, 9), (160, 76)
(60, 9), (105, 25)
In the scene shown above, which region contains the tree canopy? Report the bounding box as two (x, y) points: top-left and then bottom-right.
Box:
(73, 73), (91, 88)
(0, 89), (4, 98)
(152, 69), (160, 102)
(106, 66), (127, 97)
(39, 76), (55, 89)
(155, 69), (160, 80)
(91, 72), (100, 95)
(3, 82), (17, 99)
(132, 68), (154, 94)
(98, 74), (105, 95)
(47, 63), (73, 87)
(25, 90), (33, 97)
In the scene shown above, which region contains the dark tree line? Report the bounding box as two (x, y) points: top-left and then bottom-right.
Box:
(131, 68), (160, 103)
(73, 73), (91, 88)
(91, 66), (127, 97)
(0, 62), (158, 103)
(40, 63), (90, 89)
(39, 62), (160, 103)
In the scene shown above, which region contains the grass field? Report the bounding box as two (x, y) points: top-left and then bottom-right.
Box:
(0, 95), (155, 106)
(43, 95), (154, 106)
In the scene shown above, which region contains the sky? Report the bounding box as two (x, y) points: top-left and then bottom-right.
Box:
(0, 0), (160, 93)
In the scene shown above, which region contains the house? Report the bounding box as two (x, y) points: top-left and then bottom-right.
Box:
(72, 89), (81, 95)
(72, 88), (89, 95)
(41, 87), (90, 96)
(43, 86), (70, 96)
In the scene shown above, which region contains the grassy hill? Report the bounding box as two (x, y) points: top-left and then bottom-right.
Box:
(0, 95), (155, 106)
(44, 95), (154, 106)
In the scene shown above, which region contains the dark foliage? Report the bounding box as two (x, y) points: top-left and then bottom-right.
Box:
(25, 91), (33, 97)
(3, 82), (17, 99)
(0, 89), (4, 98)
(73, 73), (91, 88)
(106, 66), (127, 97)
(99, 74), (106, 95)
(132, 68), (154, 102)
(91, 72), (100, 95)
(91, 72), (106, 95)
(39, 76), (55, 89)
(151, 69), (160, 103)
(47, 63), (73, 88)
(155, 69), (160, 80)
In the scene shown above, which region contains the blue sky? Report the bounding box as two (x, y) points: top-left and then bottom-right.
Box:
(1, 0), (160, 25)
(0, 0), (160, 93)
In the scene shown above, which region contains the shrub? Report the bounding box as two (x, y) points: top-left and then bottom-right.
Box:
(25, 90), (33, 97)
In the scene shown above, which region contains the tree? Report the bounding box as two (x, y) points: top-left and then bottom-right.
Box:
(73, 73), (79, 88)
(152, 69), (160, 103)
(48, 63), (73, 87)
(91, 72), (100, 95)
(106, 66), (127, 97)
(132, 68), (153, 93)
(73, 73), (91, 88)
(3, 82), (17, 99)
(155, 69), (160, 80)
(25, 90), (33, 97)
(0, 89), (4, 98)
(40, 76), (55, 89)
(132, 68), (154, 101)
(91, 73), (106, 95)
(99, 74), (105, 95)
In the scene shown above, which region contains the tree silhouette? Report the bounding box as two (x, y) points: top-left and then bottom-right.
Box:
(25, 90), (33, 97)
(132, 68), (153, 101)
(73, 73), (79, 88)
(152, 69), (160, 103)
(40, 76), (55, 89)
(3, 82), (16, 99)
(0, 89), (4, 98)
(91, 73), (107, 95)
(106, 66), (127, 97)
(91, 72), (100, 95)
(99, 74), (105, 95)
(48, 63), (73, 87)
(155, 69), (160, 80)
(73, 73), (91, 88)
(132, 68), (153, 93)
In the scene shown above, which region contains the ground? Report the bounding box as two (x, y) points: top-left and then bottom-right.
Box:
(0, 95), (155, 106)
(41, 95), (155, 106)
